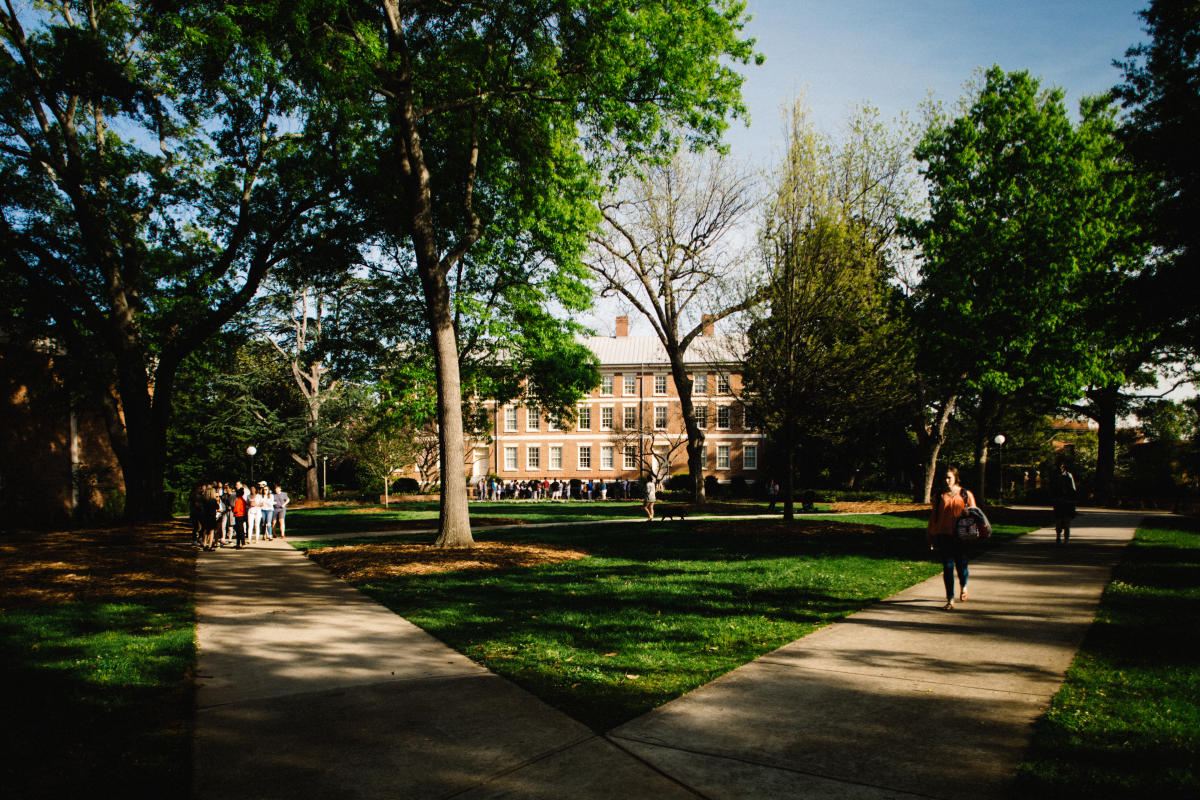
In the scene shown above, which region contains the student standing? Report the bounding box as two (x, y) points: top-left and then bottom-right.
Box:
(272, 484), (290, 539)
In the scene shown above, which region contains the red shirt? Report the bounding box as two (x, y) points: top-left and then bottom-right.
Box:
(927, 488), (973, 538)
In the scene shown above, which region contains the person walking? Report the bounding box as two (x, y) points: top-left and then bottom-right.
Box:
(767, 479), (779, 512)
(1052, 458), (1078, 544)
(926, 467), (975, 611)
(643, 476), (657, 522)
(272, 484), (290, 539)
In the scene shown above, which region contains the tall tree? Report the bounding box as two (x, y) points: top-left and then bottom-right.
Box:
(905, 68), (1129, 502)
(743, 103), (914, 519)
(1115, 0), (1200, 353)
(0, 1), (352, 519)
(301, 1), (759, 545)
(587, 149), (759, 504)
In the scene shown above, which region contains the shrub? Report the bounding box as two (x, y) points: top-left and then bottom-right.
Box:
(704, 474), (720, 498)
(389, 477), (420, 494)
(667, 473), (694, 491)
(730, 475), (748, 497)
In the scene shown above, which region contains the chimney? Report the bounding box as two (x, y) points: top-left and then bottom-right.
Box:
(702, 314), (715, 336)
(615, 315), (629, 337)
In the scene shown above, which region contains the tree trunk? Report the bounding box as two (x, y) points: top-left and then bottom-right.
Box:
(1092, 385), (1117, 500)
(305, 439), (321, 502)
(971, 391), (1000, 503)
(914, 392), (959, 503)
(667, 352), (706, 505)
(423, 269), (473, 548)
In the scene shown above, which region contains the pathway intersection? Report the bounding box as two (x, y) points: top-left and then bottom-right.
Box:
(193, 509), (1147, 799)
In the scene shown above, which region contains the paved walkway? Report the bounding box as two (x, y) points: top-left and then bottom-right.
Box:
(193, 510), (1147, 799)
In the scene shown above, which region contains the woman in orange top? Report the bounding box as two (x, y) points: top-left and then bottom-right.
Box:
(927, 466), (976, 610)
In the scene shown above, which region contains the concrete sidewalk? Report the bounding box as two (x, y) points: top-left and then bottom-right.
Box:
(194, 510), (1145, 799)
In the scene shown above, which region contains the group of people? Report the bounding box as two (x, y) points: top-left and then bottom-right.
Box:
(189, 481), (290, 551)
(927, 459), (1077, 611)
(476, 477), (641, 502)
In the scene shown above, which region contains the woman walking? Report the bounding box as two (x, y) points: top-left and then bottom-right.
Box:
(247, 484), (263, 542)
(232, 486), (249, 549)
(926, 467), (975, 610)
(259, 483), (275, 540)
(643, 476), (657, 522)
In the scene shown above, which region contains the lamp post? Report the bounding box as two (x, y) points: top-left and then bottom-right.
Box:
(246, 445), (257, 484)
(322, 455), (328, 500)
(993, 435), (1006, 502)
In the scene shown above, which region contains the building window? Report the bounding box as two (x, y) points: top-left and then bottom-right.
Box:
(547, 416), (560, 431)
(654, 405), (667, 429)
(578, 445), (591, 469)
(692, 373), (706, 395)
(623, 406), (637, 429)
(717, 405), (730, 429)
(527, 446), (541, 470)
(744, 444), (758, 471)
(717, 374), (731, 395)
(527, 408), (540, 430)
(717, 444), (730, 470)
(601, 445), (614, 470)
(694, 405), (707, 428)
(624, 446), (638, 470)
(624, 374), (637, 395)
(577, 406), (591, 430)
(504, 406), (518, 432)
(654, 374), (668, 395)
(549, 445), (563, 470)
(601, 406), (613, 430)
(600, 375), (613, 396)
(504, 445), (518, 471)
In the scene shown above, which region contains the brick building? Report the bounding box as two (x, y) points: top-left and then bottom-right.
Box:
(474, 316), (764, 488)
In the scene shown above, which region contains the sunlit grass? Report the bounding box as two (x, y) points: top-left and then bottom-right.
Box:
(319, 514), (1032, 731)
(1016, 517), (1200, 796)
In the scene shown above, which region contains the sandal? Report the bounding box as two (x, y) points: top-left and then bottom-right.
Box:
(942, 600), (954, 611)
(959, 589), (968, 602)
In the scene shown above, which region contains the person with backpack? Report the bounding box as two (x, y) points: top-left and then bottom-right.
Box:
(1052, 458), (1078, 544)
(926, 466), (976, 611)
(232, 486), (249, 548)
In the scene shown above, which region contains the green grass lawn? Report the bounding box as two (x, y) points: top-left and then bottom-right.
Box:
(303, 512), (1032, 731)
(0, 524), (195, 798)
(1016, 516), (1200, 797)
(286, 497), (801, 536)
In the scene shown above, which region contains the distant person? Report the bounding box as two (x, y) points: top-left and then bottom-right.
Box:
(767, 479), (779, 512)
(201, 486), (220, 551)
(272, 484), (290, 539)
(926, 467), (975, 611)
(259, 482), (275, 540)
(232, 486), (249, 549)
(188, 483), (207, 545)
(1052, 458), (1078, 545)
(643, 477), (657, 522)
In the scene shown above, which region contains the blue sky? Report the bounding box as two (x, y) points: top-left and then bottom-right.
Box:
(723, 0), (1149, 165)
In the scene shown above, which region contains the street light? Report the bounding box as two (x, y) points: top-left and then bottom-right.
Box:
(993, 435), (1006, 502)
(246, 445), (257, 484)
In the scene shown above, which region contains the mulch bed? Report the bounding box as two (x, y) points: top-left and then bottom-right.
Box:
(308, 540), (590, 580)
(0, 522), (194, 608)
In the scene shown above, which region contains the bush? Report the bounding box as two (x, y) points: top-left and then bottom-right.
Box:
(730, 475), (748, 497)
(389, 477), (420, 494)
(667, 473), (694, 491)
(704, 474), (720, 498)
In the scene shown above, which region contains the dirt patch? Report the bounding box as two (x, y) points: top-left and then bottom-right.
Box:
(0, 522), (194, 608)
(829, 501), (930, 514)
(309, 540), (589, 580)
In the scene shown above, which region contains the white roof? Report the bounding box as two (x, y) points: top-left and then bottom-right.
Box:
(581, 334), (745, 368)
